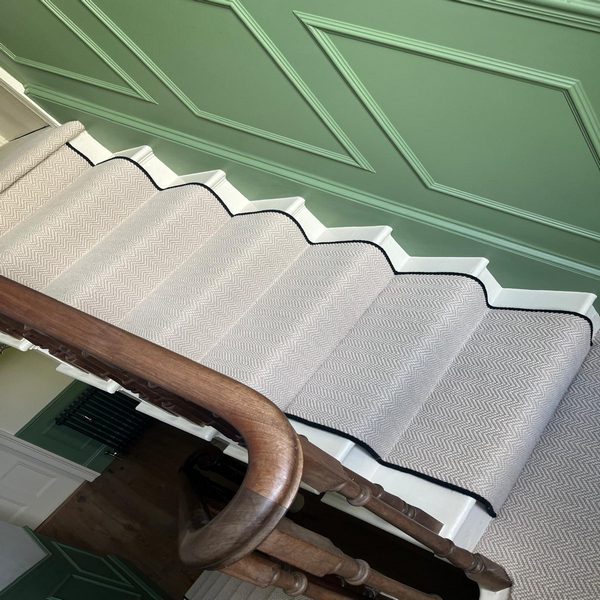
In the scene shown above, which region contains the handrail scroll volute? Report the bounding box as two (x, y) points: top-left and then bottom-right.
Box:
(0, 275), (303, 569)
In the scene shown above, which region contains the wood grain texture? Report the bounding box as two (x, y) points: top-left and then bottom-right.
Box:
(181, 438), (481, 598)
(258, 518), (442, 600)
(299, 437), (442, 532)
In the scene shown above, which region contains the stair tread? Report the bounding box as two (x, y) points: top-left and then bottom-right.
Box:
(387, 308), (590, 512)
(0, 144), (89, 236)
(120, 211), (307, 359)
(0, 122), (83, 193)
(0, 158), (156, 290)
(476, 341), (600, 600)
(287, 274), (487, 458)
(45, 178), (230, 324)
(202, 241), (392, 407)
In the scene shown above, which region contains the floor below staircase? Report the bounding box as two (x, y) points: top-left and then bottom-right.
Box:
(36, 421), (204, 599)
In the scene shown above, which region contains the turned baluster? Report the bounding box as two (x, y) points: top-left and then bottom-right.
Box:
(222, 552), (354, 600)
(299, 436), (511, 592)
(344, 468), (442, 533)
(299, 436), (441, 532)
(258, 517), (441, 600)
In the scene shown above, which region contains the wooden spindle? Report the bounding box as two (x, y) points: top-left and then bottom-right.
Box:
(222, 553), (354, 600)
(258, 517), (442, 600)
(298, 436), (511, 592)
(299, 436), (442, 532)
(344, 468), (442, 533)
(339, 482), (511, 592)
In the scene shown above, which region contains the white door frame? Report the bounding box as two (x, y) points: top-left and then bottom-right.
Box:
(0, 430), (99, 528)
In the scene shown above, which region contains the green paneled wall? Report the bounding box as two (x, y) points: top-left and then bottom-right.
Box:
(0, 528), (173, 599)
(1, 0), (599, 299)
(16, 381), (114, 473)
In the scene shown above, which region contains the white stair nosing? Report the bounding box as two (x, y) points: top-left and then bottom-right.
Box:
(400, 256), (489, 276)
(241, 196), (306, 215)
(211, 178), (252, 214)
(314, 224), (392, 245)
(112, 145), (154, 164)
(175, 169), (227, 189)
(135, 401), (219, 441)
(54, 363), (121, 393)
(6, 339), (123, 393)
(117, 145), (597, 327)
(495, 286), (597, 314)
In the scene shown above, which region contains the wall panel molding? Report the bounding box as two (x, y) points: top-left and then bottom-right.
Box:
(0, 0), (154, 102)
(453, 0), (600, 33)
(295, 11), (600, 243)
(26, 84), (600, 281)
(83, 0), (373, 170)
(2, 0), (597, 296)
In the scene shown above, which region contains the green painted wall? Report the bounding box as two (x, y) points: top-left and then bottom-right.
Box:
(1, 0), (599, 299)
(16, 381), (114, 473)
(0, 528), (173, 599)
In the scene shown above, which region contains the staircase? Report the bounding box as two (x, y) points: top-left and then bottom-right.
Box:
(0, 120), (598, 600)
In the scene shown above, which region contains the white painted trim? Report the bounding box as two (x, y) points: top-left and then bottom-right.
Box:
(0, 66), (58, 127)
(0, 329), (123, 393)
(0, 430), (99, 482)
(135, 401), (218, 441)
(54, 363), (120, 393)
(0, 330), (33, 351)
(70, 131), (112, 163)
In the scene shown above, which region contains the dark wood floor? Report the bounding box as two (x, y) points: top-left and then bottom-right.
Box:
(37, 421), (204, 599)
(37, 420), (478, 600)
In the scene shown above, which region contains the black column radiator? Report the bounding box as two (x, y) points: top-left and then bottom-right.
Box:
(55, 386), (153, 456)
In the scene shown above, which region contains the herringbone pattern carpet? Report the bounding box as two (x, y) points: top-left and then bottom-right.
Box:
(476, 341), (600, 600)
(0, 122), (83, 192)
(2, 124), (598, 599)
(0, 145), (89, 235)
(0, 124), (593, 517)
(203, 242), (392, 406)
(0, 159), (154, 289)
(288, 275), (487, 458)
(387, 309), (590, 509)
(45, 183), (230, 323)
(120, 212), (308, 360)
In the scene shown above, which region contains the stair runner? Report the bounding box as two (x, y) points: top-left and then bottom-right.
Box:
(0, 123), (600, 600)
(1, 124), (598, 598)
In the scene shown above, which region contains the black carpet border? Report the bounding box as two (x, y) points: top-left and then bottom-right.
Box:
(285, 412), (498, 517)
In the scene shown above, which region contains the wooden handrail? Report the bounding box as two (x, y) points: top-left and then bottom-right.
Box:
(0, 276), (303, 569)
